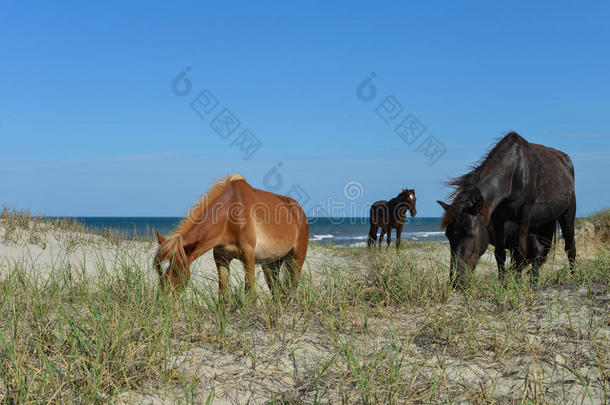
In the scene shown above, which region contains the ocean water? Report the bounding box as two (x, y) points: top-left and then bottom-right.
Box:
(307, 217), (445, 246)
(64, 217), (446, 247)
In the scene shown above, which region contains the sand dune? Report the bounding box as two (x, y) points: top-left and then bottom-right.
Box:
(0, 217), (607, 404)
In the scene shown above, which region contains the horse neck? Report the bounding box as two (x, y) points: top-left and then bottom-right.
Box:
(477, 138), (527, 216)
(179, 213), (225, 263)
(389, 194), (405, 206)
(389, 196), (409, 221)
(474, 168), (515, 218)
(479, 188), (506, 220)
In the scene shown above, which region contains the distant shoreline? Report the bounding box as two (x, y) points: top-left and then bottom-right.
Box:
(46, 216), (448, 246)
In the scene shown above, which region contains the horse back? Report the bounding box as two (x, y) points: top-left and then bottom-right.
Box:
(531, 143), (575, 184)
(229, 179), (307, 246)
(492, 137), (575, 225)
(528, 143), (576, 223)
(370, 200), (390, 226)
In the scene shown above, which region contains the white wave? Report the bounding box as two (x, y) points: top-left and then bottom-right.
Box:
(310, 230), (447, 245)
(310, 234), (335, 241)
(404, 231), (445, 236)
(333, 235), (369, 241)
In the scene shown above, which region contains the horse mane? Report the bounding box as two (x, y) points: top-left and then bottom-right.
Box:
(394, 189), (414, 205)
(177, 174), (245, 236)
(155, 174), (245, 266)
(155, 233), (187, 265)
(440, 132), (525, 228)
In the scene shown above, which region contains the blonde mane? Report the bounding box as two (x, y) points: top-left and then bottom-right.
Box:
(176, 174), (245, 236)
(155, 233), (186, 266)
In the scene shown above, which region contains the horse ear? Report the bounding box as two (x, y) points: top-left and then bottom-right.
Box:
(156, 230), (166, 244)
(437, 200), (450, 211)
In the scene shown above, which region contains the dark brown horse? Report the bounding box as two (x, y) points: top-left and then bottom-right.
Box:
(439, 204), (556, 282)
(368, 189), (417, 248)
(437, 132), (575, 287)
(154, 174), (309, 302)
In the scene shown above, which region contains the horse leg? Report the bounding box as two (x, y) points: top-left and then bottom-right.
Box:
(281, 227), (308, 299)
(378, 228), (386, 248)
(386, 227), (392, 248)
(558, 206), (577, 274)
(538, 221), (556, 266)
(528, 236), (543, 284)
(531, 221), (555, 283)
(396, 225), (403, 249)
(262, 260), (282, 300)
(492, 217), (507, 280)
(240, 247), (257, 296)
(213, 248), (232, 305)
(283, 253), (301, 298)
(368, 224), (378, 248)
(513, 214), (533, 275)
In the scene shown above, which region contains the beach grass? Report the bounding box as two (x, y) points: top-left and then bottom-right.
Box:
(0, 209), (608, 403)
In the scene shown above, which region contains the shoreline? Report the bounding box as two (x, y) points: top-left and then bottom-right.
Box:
(1, 210), (449, 245)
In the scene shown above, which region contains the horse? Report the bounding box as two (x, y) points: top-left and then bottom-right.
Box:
(439, 206), (556, 282)
(437, 132), (576, 288)
(368, 189), (417, 248)
(154, 174), (309, 302)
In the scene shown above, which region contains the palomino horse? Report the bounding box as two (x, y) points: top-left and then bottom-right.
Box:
(438, 132), (576, 287)
(154, 175), (309, 301)
(368, 189), (417, 248)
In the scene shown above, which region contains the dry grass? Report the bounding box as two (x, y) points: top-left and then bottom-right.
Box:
(0, 209), (608, 404)
(1, 206), (147, 248)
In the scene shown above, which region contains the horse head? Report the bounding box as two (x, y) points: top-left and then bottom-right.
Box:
(154, 231), (191, 293)
(438, 188), (489, 287)
(399, 188), (417, 217)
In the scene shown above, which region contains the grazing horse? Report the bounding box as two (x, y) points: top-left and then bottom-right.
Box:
(368, 189), (417, 248)
(154, 174), (309, 302)
(437, 132), (576, 287)
(439, 204), (556, 281)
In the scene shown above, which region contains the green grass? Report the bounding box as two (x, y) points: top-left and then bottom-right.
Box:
(0, 210), (609, 403)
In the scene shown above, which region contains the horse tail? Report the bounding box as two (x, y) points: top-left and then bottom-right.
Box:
(551, 220), (559, 263)
(288, 214), (309, 288)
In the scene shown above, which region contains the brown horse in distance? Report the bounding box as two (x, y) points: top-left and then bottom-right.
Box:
(368, 189), (417, 248)
(154, 175), (309, 302)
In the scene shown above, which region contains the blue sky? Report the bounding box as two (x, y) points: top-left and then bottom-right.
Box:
(0, 1), (608, 217)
